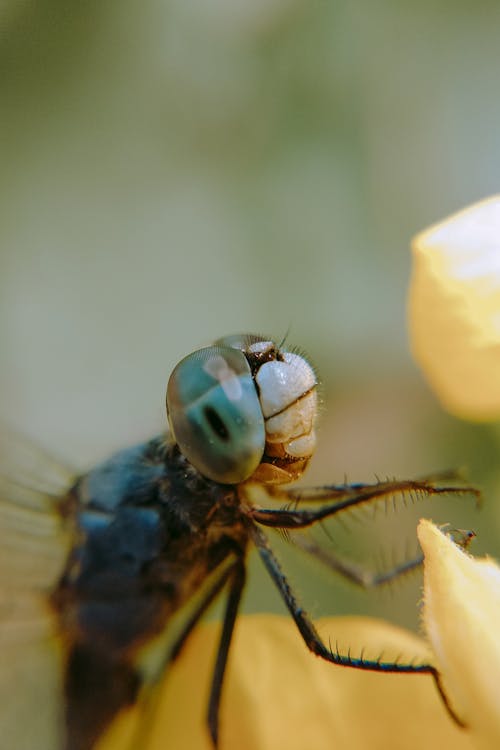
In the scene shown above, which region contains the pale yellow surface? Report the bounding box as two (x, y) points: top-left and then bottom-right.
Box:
(409, 196), (500, 420)
(419, 520), (500, 749)
(100, 615), (475, 750)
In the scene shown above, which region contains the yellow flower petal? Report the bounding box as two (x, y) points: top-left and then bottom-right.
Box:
(408, 196), (500, 420)
(418, 519), (500, 748)
(100, 615), (475, 750)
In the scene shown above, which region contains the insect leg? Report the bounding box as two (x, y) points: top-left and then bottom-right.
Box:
(250, 523), (465, 727)
(126, 558), (240, 750)
(207, 560), (246, 747)
(266, 474), (480, 504)
(169, 556), (239, 662)
(249, 477), (479, 529)
(294, 526), (475, 588)
(290, 534), (425, 587)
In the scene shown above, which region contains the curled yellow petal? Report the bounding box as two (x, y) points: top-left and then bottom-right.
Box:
(408, 196), (500, 420)
(418, 519), (500, 748)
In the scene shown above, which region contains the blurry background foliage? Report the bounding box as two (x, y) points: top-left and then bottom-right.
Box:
(1, 0), (500, 630)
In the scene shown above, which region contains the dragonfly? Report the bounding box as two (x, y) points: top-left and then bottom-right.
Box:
(0, 333), (478, 750)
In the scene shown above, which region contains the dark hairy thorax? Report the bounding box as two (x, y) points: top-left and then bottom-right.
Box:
(51, 436), (249, 750)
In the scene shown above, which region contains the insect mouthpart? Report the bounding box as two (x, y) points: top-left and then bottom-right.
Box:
(250, 348), (318, 484)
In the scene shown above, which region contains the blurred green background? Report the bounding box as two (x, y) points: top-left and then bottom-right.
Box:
(1, 1), (499, 631)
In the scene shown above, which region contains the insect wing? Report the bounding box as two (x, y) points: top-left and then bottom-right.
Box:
(0, 429), (74, 750)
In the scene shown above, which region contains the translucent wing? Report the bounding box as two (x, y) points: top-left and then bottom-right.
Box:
(0, 427), (75, 750)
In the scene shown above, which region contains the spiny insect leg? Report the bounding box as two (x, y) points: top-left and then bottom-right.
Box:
(207, 560), (246, 748)
(250, 524), (465, 728)
(251, 478), (479, 529)
(290, 535), (425, 587)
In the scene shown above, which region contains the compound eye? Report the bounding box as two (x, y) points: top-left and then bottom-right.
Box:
(166, 346), (265, 484)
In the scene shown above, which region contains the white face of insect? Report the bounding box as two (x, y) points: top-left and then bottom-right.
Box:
(254, 347), (317, 455)
(227, 337), (319, 484)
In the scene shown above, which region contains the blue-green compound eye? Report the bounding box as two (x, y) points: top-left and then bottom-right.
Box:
(166, 346), (266, 484)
